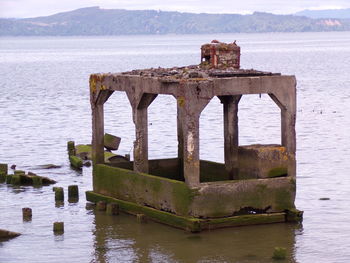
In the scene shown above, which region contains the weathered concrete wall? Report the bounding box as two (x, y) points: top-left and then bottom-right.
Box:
(93, 164), (295, 218)
(191, 177), (296, 218)
(238, 144), (293, 179)
(93, 164), (196, 216)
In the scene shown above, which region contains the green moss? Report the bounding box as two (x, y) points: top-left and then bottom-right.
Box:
(267, 167), (288, 178)
(75, 144), (116, 163)
(11, 175), (21, 185)
(86, 191), (287, 231)
(203, 213), (286, 229)
(69, 155), (83, 169)
(86, 191), (201, 232)
(67, 141), (75, 156)
(0, 172), (6, 183)
(285, 208), (303, 222)
(32, 176), (43, 186)
(93, 164), (194, 216)
(6, 174), (13, 184)
(0, 164), (8, 175)
(272, 247), (287, 260)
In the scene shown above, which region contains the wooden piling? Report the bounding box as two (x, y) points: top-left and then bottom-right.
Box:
(106, 203), (119, 215)
(5, 174), (13, 184)
(68, 185), (79, 202)
(53, 222), (64, 234)
(137, 213), (147, 223)
(54, 187), (64, 201)
(96, 201), (106, 211)
(22, 207), (32, 221)
(69, 155), (83, 170)
(67, 141), (75, 156)
(0, 163), (8, 176)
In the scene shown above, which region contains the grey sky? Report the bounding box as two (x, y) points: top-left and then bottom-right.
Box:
(1, 0), (350, 18)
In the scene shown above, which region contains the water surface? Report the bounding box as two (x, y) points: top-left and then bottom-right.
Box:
(1, 32), (350, 262)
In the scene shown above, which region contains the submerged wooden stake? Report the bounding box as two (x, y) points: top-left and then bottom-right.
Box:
(106, 203), (119, 215)
(96, 201), (106, 211)
(55, 187), (64, 201)
(22, 207), (32, 221)
(53, 222), (64, 234)
(68, 185), (79, 202)
(67, 141), (76, 156)
(137, 214), (147, 223)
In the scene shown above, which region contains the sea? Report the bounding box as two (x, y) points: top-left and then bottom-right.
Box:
(0, 32), (350, 262)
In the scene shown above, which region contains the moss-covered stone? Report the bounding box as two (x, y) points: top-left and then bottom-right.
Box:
(14, 170), (25, 175)
(5, 174), (13, 184)
(0, 163), (8, 176)
(11, 175), (21, 185)
(285, 208), (303, 222)
(75, 144), (117, 163)
(272, 247), (287, 260)
(0, 172), (6, 183)
(32, 176), (43, 186)
(69, 155), (83, 170)
(104, 133), (121, 151)
(0, 229), (21, 239)
(67, 141), (75, 156)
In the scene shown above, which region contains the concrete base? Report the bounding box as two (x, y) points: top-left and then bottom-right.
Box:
(86, 191), (301, 232)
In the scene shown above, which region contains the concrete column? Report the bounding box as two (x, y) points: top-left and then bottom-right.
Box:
(177, 105), (184, 179)
(178, 106), (201, 187)
(133, 107), (149, 173)
(281, 110), (296, 154)
(177, 83), (211, 187)
(91, 89), (113, 165)
(220, 95), (241, 180)
(92, 103), (104, 164)
(132, 93), (157, 174)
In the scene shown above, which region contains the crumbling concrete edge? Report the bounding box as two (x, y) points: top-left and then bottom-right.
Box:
(86, 191), (302, 232)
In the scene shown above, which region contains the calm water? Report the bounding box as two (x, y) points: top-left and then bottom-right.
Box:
(0, 32), (350, 262)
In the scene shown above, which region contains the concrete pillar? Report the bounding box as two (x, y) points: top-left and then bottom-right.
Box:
(219, 95), (241, 180)
(132, 93), (157, 174)
(177, 83), (211, 187)
(179, 110), (201, 187)
(177, 104), (184, 179)
(133, 107), (149, 173)
(92, 103), (105, 165)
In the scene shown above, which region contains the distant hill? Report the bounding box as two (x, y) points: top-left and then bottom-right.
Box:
(1, 6), (350, 36)
(296, 8), (350, 19)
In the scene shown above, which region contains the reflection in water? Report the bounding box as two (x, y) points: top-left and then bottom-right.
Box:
(92, 211), (302, 262)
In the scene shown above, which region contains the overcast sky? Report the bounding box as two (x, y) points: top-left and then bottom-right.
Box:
(1, 0), (350, 18)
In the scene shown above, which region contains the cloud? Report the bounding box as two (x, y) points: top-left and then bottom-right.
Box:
(1, 0), (350, 18)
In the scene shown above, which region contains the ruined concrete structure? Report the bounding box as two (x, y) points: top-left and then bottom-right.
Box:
(86, 41), (303, 232)
(201, 40), (240, 69)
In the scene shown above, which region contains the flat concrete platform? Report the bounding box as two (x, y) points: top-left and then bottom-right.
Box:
(86, 191), (298, 232)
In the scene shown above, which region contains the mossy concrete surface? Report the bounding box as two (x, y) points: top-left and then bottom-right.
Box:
(86, 191), (287, 232)
(192, 177), (296, 218)
(238, 144), (294, 179)
(93, 164), (195, 216)
(75, 144), (118, 163)
(93, 164), (296, 218)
